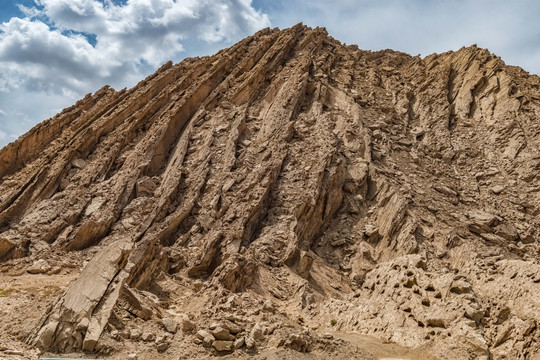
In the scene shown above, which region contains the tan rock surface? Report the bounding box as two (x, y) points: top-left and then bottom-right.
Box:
(1, 23), (540, 359)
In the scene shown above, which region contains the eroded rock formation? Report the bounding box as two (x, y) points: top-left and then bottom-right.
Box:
(1, 24), (540, 359)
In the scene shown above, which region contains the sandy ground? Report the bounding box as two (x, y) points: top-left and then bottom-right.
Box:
(0, 269), (440, 360)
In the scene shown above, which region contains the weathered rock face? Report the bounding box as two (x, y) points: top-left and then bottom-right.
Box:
(1, 24), (540, 359)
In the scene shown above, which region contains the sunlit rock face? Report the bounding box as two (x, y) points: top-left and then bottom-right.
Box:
(1, 24), (540, 360)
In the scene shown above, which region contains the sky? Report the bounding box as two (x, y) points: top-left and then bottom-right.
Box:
(0, 0), (539, 148)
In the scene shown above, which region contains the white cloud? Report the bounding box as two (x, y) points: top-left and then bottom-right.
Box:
(0, 0), (270, 148)
(17, 4), (42, 18)
(32, 0), (270, 67)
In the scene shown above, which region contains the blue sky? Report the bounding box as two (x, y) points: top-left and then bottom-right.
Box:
(0, 0), (539, 148)
(0, 0), (33, 21)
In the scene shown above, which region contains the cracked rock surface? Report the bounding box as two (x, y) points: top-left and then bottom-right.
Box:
(1, 24), (540, 359)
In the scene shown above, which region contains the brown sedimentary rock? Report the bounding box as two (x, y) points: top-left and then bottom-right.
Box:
(0, 24), (539, 359)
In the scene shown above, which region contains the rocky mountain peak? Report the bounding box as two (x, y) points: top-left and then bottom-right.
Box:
(1, 24), (540, 359)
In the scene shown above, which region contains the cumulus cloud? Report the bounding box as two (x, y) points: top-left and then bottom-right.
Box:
(0, 0), (270, 148)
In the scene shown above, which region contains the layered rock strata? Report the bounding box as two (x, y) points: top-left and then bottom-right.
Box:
(1, 24), (540, 359)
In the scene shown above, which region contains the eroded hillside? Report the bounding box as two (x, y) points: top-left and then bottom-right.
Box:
(1, 24), (540, 360)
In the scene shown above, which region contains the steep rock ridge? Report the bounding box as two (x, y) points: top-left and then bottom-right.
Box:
(0, 24), (540, 359)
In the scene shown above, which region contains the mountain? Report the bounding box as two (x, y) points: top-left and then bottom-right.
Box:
(1, 23), (540, 359)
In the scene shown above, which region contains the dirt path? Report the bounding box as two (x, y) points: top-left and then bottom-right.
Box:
(334, 332), (439, 360)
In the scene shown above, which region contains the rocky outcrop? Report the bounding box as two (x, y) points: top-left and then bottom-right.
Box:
(1, 24), (540, 359)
